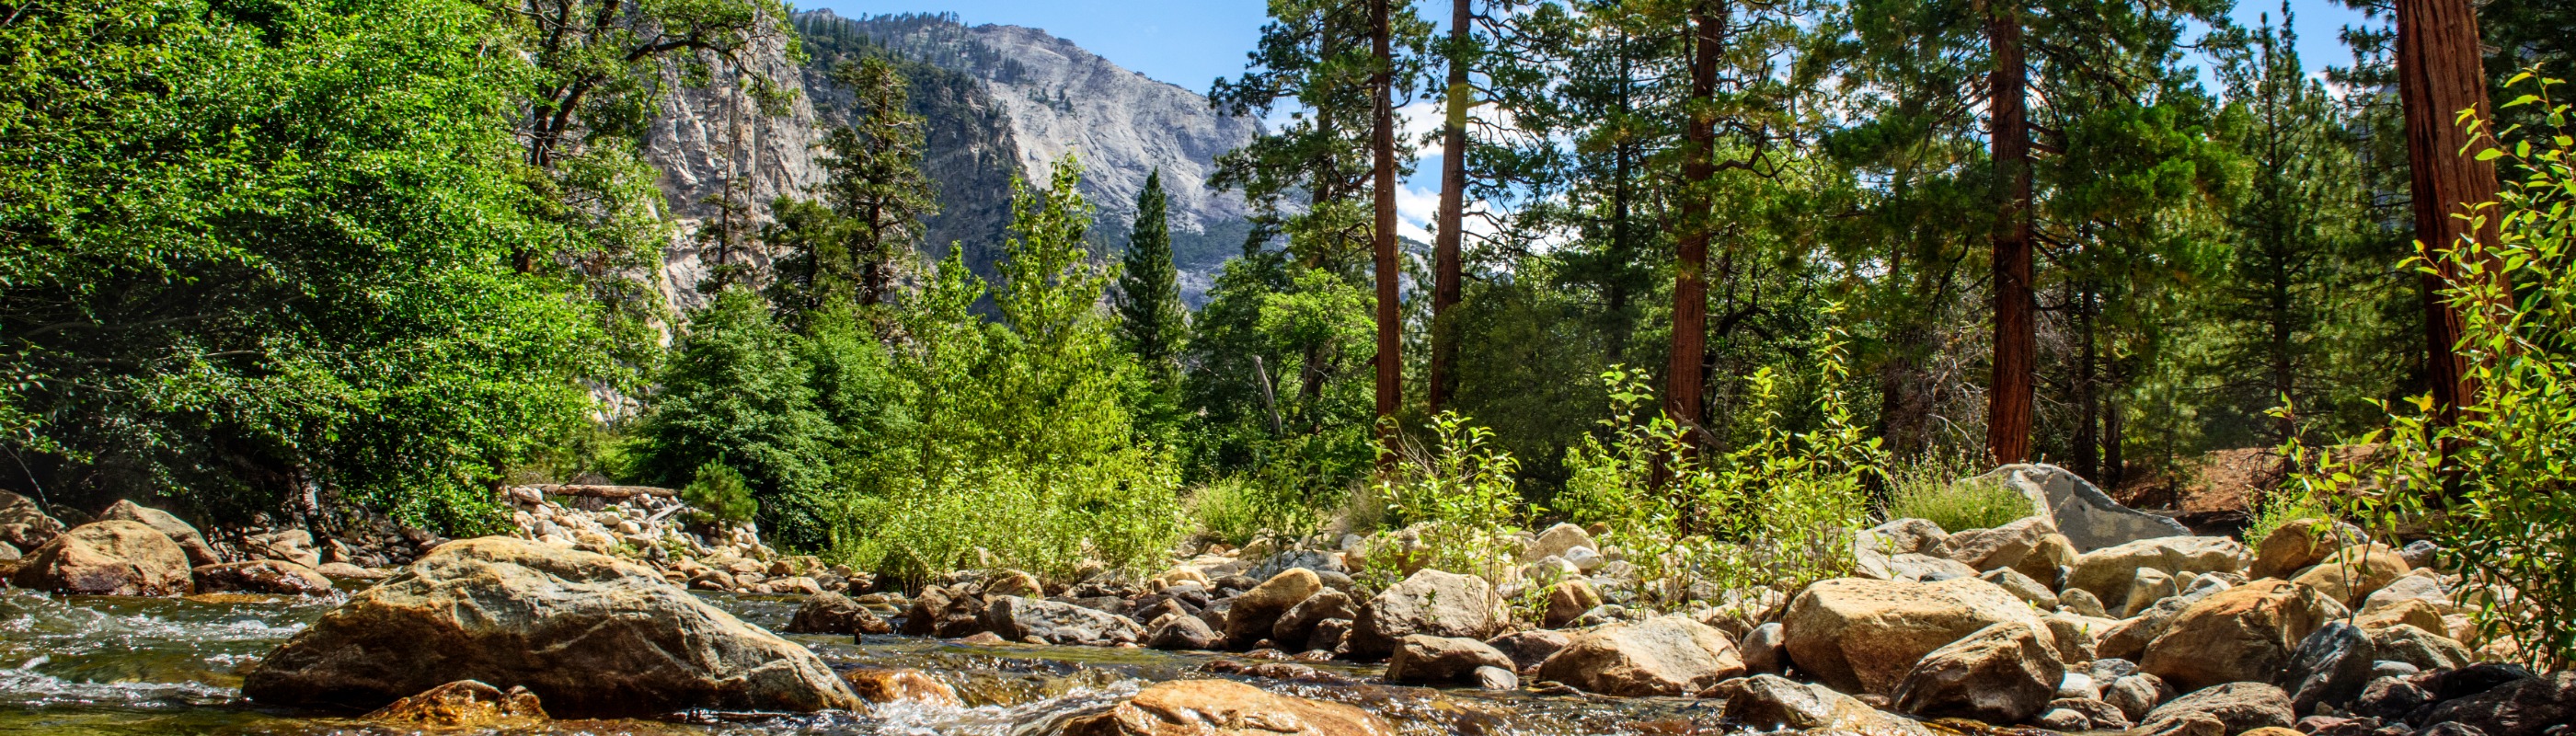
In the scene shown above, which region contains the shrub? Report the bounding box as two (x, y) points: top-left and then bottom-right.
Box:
(681, 461), (759, 525)
(1189, 476), (1320, 546)
(1883, 452), (2036, 533)
(1373, 413), (1532, 583)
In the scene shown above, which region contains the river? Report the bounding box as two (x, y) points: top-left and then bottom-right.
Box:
(0, 587), (1741, 736)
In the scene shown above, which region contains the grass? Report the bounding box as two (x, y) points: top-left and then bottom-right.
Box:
(1882, 451), (2037, 533)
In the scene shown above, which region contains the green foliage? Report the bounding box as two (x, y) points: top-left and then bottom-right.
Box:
(1187, 477), (1320, 547)
(1118, 170), (1190, 368)
(0, 0), (605, 533)
(1882, 452), (2036, 534)
(769, 57), (939, 312)
(633, 288), (834, 546)
(1372, 413), (1532, 582)
(681, 461), (760, 524)
(2240, 482), (2327, 550)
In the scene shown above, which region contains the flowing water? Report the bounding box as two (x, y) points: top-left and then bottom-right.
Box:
(0, 588), (1737, 736)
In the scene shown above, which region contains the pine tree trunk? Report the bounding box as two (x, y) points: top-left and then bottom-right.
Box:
(1984, 2), (2036, 466)
(1667, 2), (1724, 445)
(1429, 0), (1471, 416)
(2394, 0), (2504, 433)
(1371, 0), (1404, 463)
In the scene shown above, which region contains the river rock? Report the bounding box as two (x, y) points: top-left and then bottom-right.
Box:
(2038, 612), (2110, 664)
(2283, 621), (2375, 716)
(1709, 674), (1935, 735)
(788, 592), (887, 636)
(1386, 635), (1514, 685)
(194, 559), (334, 596)
(841, 667), (960, 707)
(241, 536), (859, 717)
(1739, 621), (1786, 674)
(1271, 588), (1353, 650)
(2359, 573), (2451, 613)
(1489, 630), (1571, 670)
(1524, 523), (1596, 563)
(2289, 545), (2409, 606)
(1346, 569), (1497, 659)
(0, 491), (63, 549)
(2354, 597), (2448, 634)
(1145, 613), (1221, 650)
(363, 680), (546, 729)
(1886, 553), (1981, 582)
(2065, 535), (2248, 613)
(1781, 576), (2035, 695)
(96, 500), (221, 568)
(1969, 464), (2191, 551)
(2370, 624), (2470, 673)
(1247, 550), (1347, 581)
(2250, 519), (2362, 580)
(1033, 679), (1389, 736)
(1932, 516), (2056, 577)
(981, 569), (1043, 598)
(2060, 587), (2109, 617)
(902, 585), (987, 638)
(2048, 696), (2133, 730)
(241, 529), (324, 569)
(1892, 620), (2064, 725)
(1225, 569), (1320, 648)
(2141, 682), (2294, 734)
(2416, 671), (2576, 736)
(983, 595), (1144, 646)
(10, 520), (193, 596)
(1865, 518), (1951, 556)
(1535, 615), (1744, 697)
(2139, 579), (2339, 691)
(1981, 567), (2058, 610)
(1543, 578), (1603, 629)
(2123, 568), (2179, 617)
(2105, 672), (2174, 721)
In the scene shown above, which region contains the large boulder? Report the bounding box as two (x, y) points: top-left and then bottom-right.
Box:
(2280, 621), (2375, 716)
(1271, 588), (1354, 650)
(1892, 620), (2065, 725)
(194, 560), (335, 596)
(982, 595), (1144, 646)
(1780, 576), (2036, 695)
(2288, 544), (2409, 607)
(2249, 519), (2363, 580)
(1385, 635), (1514, 685)
(787, 592), (890, 636)
(2139, 579), (2340, 692)
(2370, 624), (2471, 673)
(1968, 464), (2191, 551)
(1031, 680), (1389, 736)
(900, 585), (987, 638)
(2065, 536), (2249, 614)
(0, 491), (63, 550)
(1523, 523), (1597, 562)
(1535, 615), (1745, 696)
(1144, 614), (1221, 650)
(9, 520), (193, 596)
(1345, 569), (1498, 658)
(1709, 674), (1934, 736)
(241, 536), (860, 718)
(1224, 569), (1321, 648)
(2140, 682), (2294, 734)
(97, 500), (221, 567)
(2417, 671), (2576, 736)
(1931, 516), (2062, 581)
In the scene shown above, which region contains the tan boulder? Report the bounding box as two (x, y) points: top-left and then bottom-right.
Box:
(9, 520), (193, 596)
(2138, 580), (2340, 692)
(1892, 620), (2066, 725)
(1931, 516), (2054, 574)
(2065, 536), (2249, 614)
(1346, 569), (1498, 658)
(2249, 519), (2360, 580)
(982, 569), (1043, 598)
(0, 490), (63, 550)
(842, 668), (960, 707)
(2353, 597), (2448, 634)
(363, 680), (546, 729)
(193, 560), (334, 596)
(1543, 578), (1603, 629)
(1781, 576), (2037, 695)
(1225, 568), (1321, 647)
(1035, 680), (1388, 736)
(2289, 545), (2409, 607)
(97, 500), (221, 567)
(1535, 615), (1745, 696)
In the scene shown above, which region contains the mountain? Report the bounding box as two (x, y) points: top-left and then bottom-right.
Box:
(638, 11), (1259, 311)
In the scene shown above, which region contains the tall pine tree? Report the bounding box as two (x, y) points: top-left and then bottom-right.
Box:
(1118, 170), (1189, 369)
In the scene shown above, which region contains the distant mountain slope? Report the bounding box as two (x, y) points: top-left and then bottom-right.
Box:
(638, 11), (1259, 309)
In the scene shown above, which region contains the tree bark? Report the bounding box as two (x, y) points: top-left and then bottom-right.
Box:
(1984, 2), (2036, 466)
(2394, 0), (2504, 432)
(1429, 0), (1471, 416)
(1666, 2), (1724, 446)
(1371, 0), (1404, 464)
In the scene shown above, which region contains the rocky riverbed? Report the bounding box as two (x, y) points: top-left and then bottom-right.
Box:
(0, 465), (2567, 735)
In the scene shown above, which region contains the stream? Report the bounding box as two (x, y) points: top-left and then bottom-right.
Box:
(0, 587), (1735, 736)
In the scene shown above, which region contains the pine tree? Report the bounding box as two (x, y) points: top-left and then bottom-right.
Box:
(1117, 170), (1188, 369)
(816, 57), (939, 308)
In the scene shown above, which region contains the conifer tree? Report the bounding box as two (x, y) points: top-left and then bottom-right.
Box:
(1118, 170), (1189, 369)
(816, 57), (939, 308)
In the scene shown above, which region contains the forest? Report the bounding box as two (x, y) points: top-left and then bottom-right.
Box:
(4, 0), (2575, 664)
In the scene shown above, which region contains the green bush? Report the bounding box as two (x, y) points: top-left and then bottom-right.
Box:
(1189, 476), (1319, 546)
(1372, 413), (1532, 582)
(1883, 453), (2036, 533)
(2240, 483), (2328, 549)
(681, 461), (759, 525)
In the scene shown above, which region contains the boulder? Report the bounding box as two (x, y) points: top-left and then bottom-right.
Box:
(9, 520), (193, 596)
(1271, 588), (1353, 650)
(900, 586), (987, 638)
(316, 562), (390, 581)
(241, 536), (859, 718)
(2417, 671), (2576, 736)
(2250, 519), (2363, 580)
(2059, 587), (2109, 618)
(1886, 553), (1981, 582)
(363, 680), (546, 729)
(982, 595), (1144, 646)
(1932, 517), (2049, 569)
(1980, 567), (2058, 610)
(1488, 630), (1571, 671)
(2037, 612), (2110, 664)
(2124, 568), (2179, 617)
(1225, 569), (1321, 648)
(2104, 673), (2174, 721)
(1346, 569), (1498, 659)
(2048, 696), (2133, 730)
(2353, 597), (2448, 634)
(2139, 579), (2340, 691)
(242, 529), (323, 569)
(1968, 464), (2191, 551)
(1780, 576), (2036, 695)
(1708, 674), (1934, 736)
(1862, 518), (1950, 557)
(1246, 550), (1347, 582)
(1385, 635), (1514, 685)
(2141, 682), (2294, 734)
(1543, 578), (1603, 629)
(2065, 536), (2249, 614)
(1535, 615), (1744, 697)
(0, 491), (63, 550)
(1144, 614), (1221, 650)
(2096, 582), (2231, 662)
(1739, 621), (1787, 675)
(2359, 574), (2452, 615)
(96, 500), (222, 568)
(1031, 680), (1389, 736)
(787, 592), (885, 636)
(841, 668), (960, 707)
(2282, 621), (2375, 716)
(1891, 620), (2065, 725)
(193, 560), (334, 596)
(1524, 523), (1597, 562)
(2289, 545), (2409, 607)
(2368, 624), (2470, 673)
(1472, 665), (1516, 691)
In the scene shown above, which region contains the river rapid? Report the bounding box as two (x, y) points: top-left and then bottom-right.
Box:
(0, 587), (1738, 736)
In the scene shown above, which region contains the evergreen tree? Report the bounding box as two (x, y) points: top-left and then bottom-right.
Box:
(1117, 171), (1189, 368)
(634, 288), (836, 547)
(773, 57), (940, 314)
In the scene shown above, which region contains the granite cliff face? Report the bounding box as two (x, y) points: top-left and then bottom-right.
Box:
(638, 11), (1258, 310)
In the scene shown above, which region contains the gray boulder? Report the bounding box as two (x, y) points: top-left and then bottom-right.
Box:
(982, 595), (1144, 646)
(1346, 569), (1498, 659)
(1892, 620), (2065, 725)
(2141, 682), (2294, 734)
(2283, 621), (2375, 716)
(1969, 464), (2190, 551)
(1144, 614), (1220, 650)
(1709, 674), (1934, 735)
(1385, 635), (1514, 685)
(1535, 615), (1744, 697)
(242, 536), (859, 718)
